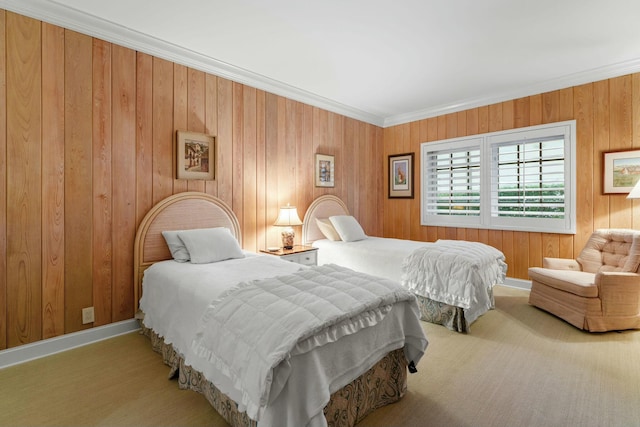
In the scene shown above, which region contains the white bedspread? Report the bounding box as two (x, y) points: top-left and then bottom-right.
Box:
(139, 252), (304, 354)
(191, 264), (425, 425)
(313, 236), (427, 282)
(140, 253), (428, 427)
(402, 240), (507, 323)
(313, 237), (507, 326)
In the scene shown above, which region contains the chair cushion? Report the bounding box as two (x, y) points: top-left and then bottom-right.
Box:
(577, 229), (640, 273)
(528, 267), (599, 298)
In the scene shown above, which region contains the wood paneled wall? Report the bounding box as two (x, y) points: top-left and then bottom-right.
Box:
(0, 11), (383, 349)
(383, 74), (640, 280)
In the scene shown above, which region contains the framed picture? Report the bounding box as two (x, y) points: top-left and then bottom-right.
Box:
(603, 149), (640, 194)
(389, 152), (414, 198)
(176, 130), (215, 180)
(315, 154), (335, 187)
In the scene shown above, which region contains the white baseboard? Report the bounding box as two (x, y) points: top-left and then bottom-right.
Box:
(502, 277), (531, 291)
(0, 319), (140, 370)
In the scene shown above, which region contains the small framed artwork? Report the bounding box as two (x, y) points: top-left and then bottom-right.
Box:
(603, 149), (640, 194)
(389, 152), (414, 198)
(315, 154), (335, 187)
(176, 130), (215, 180)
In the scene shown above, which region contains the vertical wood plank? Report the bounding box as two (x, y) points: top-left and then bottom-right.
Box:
(574, 83), (594, 251)
(593, 80), (610, 229)
(242, 86), (257, 251)
(542, 234), (559, 259)
(173, 64), (188, 194)
(135, 52), (153, 228)
(529, 94), (542, 126)
(255, 90), (267, 249)
(7, 13), (42, 346)
(217, 78), (233, 205)
(204, 74), (218, 197)
(528, 232), (542, 269)
(0, 9), (7, 349)
(152, 58), (174, 204)
(64, 30), (92, 334)
(632, 74), (640, 228)
(609, 76), (632, 228)
(91, 38), (112, 327)
(232, 82), (244, 241)
(187, 67), (205, 193)
(298, 103), (314, 235)
(111, 45), (136, 321)
(502, 231), (514, 276)
(41, 22), (65, 340)
(265, 94), (280, 247)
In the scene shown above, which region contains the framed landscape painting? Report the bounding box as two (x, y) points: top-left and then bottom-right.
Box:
(603, 149), (640, 194)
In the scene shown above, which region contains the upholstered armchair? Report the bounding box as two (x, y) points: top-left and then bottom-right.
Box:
(528, 229), (640, 332)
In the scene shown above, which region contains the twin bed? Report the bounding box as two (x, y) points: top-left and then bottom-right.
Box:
(134, 192), (428, 427)
(302, 195), (508, 333)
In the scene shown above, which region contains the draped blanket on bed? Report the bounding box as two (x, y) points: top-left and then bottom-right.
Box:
(401, 240), (507, 314)
(190, 263), (427, 426)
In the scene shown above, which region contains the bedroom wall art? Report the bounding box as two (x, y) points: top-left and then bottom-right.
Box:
(388, 152), (414, 198)
(315, 153), (335, 187)
(603, 149), (640, 194)
(176, 130), (216, 180)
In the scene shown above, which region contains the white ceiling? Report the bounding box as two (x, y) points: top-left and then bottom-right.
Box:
(4, 0), (640, 127)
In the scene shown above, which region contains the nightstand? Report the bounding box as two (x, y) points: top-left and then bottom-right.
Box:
(260, 245), (318, 266)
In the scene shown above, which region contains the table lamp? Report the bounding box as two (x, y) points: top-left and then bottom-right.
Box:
(273, 204), (303, 249)
(628, 179), (640, 199)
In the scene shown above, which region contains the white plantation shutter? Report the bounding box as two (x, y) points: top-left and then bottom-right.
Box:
(421, 121), (576, 234)
(422, 137), (482, 227)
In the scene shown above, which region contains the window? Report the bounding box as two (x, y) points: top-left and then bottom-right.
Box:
(421, 120), (576, 234)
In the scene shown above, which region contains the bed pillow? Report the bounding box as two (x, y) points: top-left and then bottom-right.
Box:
(177, 227), (245, 264)
(316, 218), (342, 241)
(161, 230), (191, 262)
(329, 215), (367, 242)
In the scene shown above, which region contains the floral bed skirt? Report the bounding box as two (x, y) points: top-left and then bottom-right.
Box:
(415, 295), (468, 333)
(141, 324), (408, 427)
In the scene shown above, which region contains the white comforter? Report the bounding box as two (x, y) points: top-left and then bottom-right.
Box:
(313, 236), (427, 282)
(402, 240), (507, 324)
(191, 264), (426, 425)
(139, 253), (428, 427)
(313, 237), (507, 325)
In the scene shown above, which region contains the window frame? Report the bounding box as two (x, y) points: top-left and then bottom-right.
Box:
(420, 120), (576, 234)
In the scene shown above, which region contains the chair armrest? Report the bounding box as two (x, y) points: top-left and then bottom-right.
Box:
(595, 272), (640, 316)
(543, 257), (581, 271)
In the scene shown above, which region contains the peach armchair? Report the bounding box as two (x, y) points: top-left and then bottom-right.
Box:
(528, 229), (640, 332)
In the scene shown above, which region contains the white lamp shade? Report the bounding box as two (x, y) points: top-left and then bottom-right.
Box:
(628, 180), (640, 199)
(273, 205), (303, 226)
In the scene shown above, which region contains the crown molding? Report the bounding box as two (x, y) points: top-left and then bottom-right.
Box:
(0, 0), (385, 127)
(383, 57), (640, 127)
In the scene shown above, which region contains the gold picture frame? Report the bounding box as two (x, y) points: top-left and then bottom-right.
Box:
(389, 152), (414, 198)
(315, 154), (335, 187)
(603, 149), (640, 194)
(176, 130), (215, 180)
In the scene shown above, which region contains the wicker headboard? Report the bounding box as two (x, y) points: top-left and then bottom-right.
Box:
(133, 192), (241, 313)
(302, 195), (349, 245)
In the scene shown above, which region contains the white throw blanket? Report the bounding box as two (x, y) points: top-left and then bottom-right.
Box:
(190, 263), (422, 423)
(401, 239), (507, 310)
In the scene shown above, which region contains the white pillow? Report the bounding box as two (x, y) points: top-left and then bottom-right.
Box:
(161, 230), (191, 262)
(316, 218), (342, 241)
(329, 215), (367, 242)
(177, 227), (245, 264)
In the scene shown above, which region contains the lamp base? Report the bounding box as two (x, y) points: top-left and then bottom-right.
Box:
(281, 228), (295, 250)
